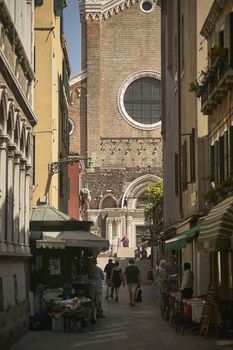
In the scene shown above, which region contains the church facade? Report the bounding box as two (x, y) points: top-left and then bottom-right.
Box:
(70, 0), (163, 255)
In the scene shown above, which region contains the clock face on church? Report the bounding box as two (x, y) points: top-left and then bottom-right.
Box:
(118, 71), (161, 131)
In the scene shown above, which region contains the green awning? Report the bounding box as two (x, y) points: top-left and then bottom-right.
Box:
(198, 196), (233, 251)
(30, 205), (92, 231)
(165, 224), (200, 250)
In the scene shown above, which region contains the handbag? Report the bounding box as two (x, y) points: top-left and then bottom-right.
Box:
(135, 288), (142, 303)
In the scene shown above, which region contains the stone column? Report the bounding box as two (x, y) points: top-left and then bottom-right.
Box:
(116, 218), (121, 245)
(127, 216), (133, 248)
(25, 164), (32, 253)
(6, 147), (14, 251)
(19, 161), (26, 247)
(13, 153), (21, 248)
(106, 217), (113, 245)
(0, 137), (8, 251)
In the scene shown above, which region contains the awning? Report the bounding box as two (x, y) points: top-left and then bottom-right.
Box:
(198, 196), (233, 251)
(165, 224), (200, 250)
(61, 230), (109, 251)
(30, 205), (92, 231)
(34, 230), (109, 252)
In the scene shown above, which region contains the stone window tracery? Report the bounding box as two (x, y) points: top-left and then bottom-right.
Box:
(118, 71), (161, 131)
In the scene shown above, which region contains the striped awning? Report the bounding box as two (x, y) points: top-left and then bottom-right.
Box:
(198, 196), (233, 251)
(165, 224), (200, 250)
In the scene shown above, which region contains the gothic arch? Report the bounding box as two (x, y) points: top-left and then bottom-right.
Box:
(0, 89), (7, 133)
(7, 102), (14, 141)
(99, 194), (118, 209)
(25, 130), (32, 162)
(20, 123), (26, 155)
(14, 113), (20, 148)
(121, 174), (162, 209)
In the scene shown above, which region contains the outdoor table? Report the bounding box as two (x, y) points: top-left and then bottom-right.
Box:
(182, 298), (206, 322)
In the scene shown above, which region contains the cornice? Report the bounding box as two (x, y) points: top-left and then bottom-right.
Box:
(200, 0), (227, 39)
(69, 70), (87, 86)
(79, 0), (157, 21)
(0, 1), (35, 81)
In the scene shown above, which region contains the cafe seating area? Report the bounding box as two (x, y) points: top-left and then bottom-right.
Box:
(160, 292), (223, 336)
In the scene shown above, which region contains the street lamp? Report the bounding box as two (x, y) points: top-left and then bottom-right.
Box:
(50, 156), (94, 175)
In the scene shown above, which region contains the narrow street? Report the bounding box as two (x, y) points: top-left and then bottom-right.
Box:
(9, 285), (233, 350)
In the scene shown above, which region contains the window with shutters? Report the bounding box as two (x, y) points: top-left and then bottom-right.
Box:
(214, 140), (219, 182)
(224, 130), (229, 177)
(229, 126), (233, 175)
(190, 128), (196, 182)
(210, 144), (215, 180)
(175, 153), (179, 196)
(219, 135), (225, 180)
(181, 141), (188, 191)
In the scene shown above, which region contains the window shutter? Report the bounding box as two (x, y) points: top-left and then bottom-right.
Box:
(224, 13), (233, 67)
(214, 140), (219, 182)
(219, 30), (224, 48)
(175, 153), (179, 196)
(190, 128), (196, 182)
(224, 130), (229, 177)
(210, 144), (215, 180)
(229, 126), (233, 175)
(219, 135), (224, 180)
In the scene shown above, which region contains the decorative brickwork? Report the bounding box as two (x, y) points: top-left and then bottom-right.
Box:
(69, 0), (162, 251)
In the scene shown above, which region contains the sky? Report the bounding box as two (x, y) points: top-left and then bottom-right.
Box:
(64, 0), (81, 77)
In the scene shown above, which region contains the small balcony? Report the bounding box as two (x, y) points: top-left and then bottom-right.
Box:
(190, 48), (233, 115)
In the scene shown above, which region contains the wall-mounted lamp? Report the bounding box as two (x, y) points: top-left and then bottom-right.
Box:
(50, 156), (94, 175)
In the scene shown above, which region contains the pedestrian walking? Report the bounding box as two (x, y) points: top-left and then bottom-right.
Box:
(89, 258), (106, 318)
(110, 261), (123, 302)
(134, 245), (141, 261)
(166, 256), (179, 292)
(123, 258), (140, 307)
(154, 260), (169, 294)
(180, 262), (194, 299)
(104, 258), (114, 299)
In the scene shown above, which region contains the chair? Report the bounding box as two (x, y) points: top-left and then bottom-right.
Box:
(64, 301), (95, 332)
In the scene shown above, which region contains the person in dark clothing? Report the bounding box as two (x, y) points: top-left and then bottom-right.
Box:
(104, 259), (114, 299)
(110, 261), (123, 302)
(123, 258), (140, 306)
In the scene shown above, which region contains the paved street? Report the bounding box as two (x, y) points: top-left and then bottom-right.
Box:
(9, 285), (233, 350)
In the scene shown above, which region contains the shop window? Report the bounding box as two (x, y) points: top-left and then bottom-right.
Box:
(217, 251), (222, 286)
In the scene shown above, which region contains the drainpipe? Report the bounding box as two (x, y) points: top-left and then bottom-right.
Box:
(177, 0), (183, 218)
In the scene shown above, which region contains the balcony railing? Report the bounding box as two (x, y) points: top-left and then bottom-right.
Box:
(199, 49), (233, 115)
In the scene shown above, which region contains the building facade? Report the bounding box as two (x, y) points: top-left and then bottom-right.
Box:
(161, 0), (213, 295)
(33, 0), (70, 212)
(0, 0), (37, 347)
(197, 0), (233, 300)
(70, 0), (163, 255)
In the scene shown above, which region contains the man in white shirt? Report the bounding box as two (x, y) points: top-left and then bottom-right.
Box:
(180, 262), (194, 299)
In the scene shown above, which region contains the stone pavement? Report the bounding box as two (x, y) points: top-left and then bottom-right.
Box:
(9, 285), (233, 350)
